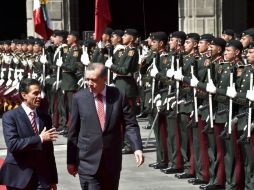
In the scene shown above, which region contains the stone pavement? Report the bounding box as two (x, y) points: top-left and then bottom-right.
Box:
(0, 117), (199, 190)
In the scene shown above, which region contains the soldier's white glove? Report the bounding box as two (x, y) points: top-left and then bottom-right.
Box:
(153, 94), (161, 103)
(0, 79), (5, 86)
(6, 79), (12, 87)
(81, 52), (90, 66)
(97, 41), (105, 49)
(4, 55), (12, 64)
(41, 90), (46, 98)
(226, 86), (237, 98)
(156, 99), (162, 111)
(150, 66), (159, 78)
(56, 57), (63, 67)
(105, 57), (113, 68)
(13, 57), (19, 64)
(246, 89), (254, 101)
(38, 76), (43, 83)
(206, 81), (216, 94)
(27, 59), (33, 69)
(78, 78), (84, 87)
(190, 75), (199, 87)
(12, 79), (19, 87)
(166, 68), (174, 78)
(32, 73), (38, 79)
(21, 60), (28, 66)
(45, 75), (50, 80)
(174, 70), (183, 81)
(40, 55), (47, 64)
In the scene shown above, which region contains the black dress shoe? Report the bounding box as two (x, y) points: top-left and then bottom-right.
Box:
(153, 162), (168, 169)
(136, 112), (147, 118)
(192, 179), (208, 185)
(188, 178), (196, 183)
(142, 124), (151, 129)
(148, 162), (159, 167)
(200, 184), (225, 190)
(175, 172), (195, 179)
(122, 146), (133, 154)
(161, 167), (183, 174)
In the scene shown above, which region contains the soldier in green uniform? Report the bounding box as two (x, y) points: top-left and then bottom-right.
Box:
(161, 31), (186, 174)
(225, 42), (254, 190)
(206, 40), (245, 190)
(105, 29), (139, 154)
(147, 32), (171, 170)
(240, 29), (254, 65)
(192, 38), (226, 189)
(109, 29), (125, 84)
(92, 27), (113, 64)
(221, 29), (234, 42)
(175, 33), (200, 179)
(59, 31), (81, 136)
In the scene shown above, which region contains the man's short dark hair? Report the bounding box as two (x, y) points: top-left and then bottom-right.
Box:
(86, 63), (107, 77)
(19, 78), (41, 94)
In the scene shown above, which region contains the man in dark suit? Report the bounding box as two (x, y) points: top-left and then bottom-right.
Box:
(67, 63), (144, 190)
(0, 78), (58, 190)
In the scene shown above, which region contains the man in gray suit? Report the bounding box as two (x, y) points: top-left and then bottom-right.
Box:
(67, 63), (144, 190)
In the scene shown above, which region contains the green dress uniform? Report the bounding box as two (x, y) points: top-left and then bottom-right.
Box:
(233, 64), (254, 189)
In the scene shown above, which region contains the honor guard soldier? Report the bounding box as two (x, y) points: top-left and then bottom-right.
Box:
(59, 31), (81, 136)
(147, 32), (171, 170)
(221, 29), (235, 42)
(105, 28), (139, 154)
(175, 33), (200, 179)
(206, 40), (245, 189)
(240, 29), (254, 65)
(161, 31), (187, 174)
(191, 38), (226, 189)
(92, 27), (113, 64)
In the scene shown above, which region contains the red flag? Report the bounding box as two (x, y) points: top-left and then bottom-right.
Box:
(33, 0), (53, 40)
(95, 0), (112, 42)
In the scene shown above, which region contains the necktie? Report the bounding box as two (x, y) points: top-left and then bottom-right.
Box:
(30, 111), (38, 134)
(96, 93), (105, 130)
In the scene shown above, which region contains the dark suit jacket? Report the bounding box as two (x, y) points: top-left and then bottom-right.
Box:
(67, 86), (142, 176)
(0, 106), (58, 189)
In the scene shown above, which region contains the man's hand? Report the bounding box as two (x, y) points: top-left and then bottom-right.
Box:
(67, 164), (78, 177)
(166, 68), (174, 78)
(50, 184), (57, 190)
(226, 86), (237, 98)
(174, 70), (183, 81)
(81, 52), (90, 66)
(40, 127), (58, 142)
(190, 75), (199, 87)
(105, 57), (113, 68)
(56, 58), (63, 67)
(40, 55), (48, 64)
(134, 150), (144, 167)
(246, 89), (254, 101)
(150, 66), (159, 78)
(206, 81), (216, 94)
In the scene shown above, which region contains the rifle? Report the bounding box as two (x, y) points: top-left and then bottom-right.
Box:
(56, 49), (61, 90)
(175, 54), (181, 114)
(166, 54), (175, 110)
(191, 64), (198, 124)
(144, 110), (159, 147)
(247, 72), (253, 138)
(151, 57), (156, 109)
(207, 68), (214, 129)
(107, 47), (111, 85)
(42, 48), (46, 87)
(228, 72), (234, 134)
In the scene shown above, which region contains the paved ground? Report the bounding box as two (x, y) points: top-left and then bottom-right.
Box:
(0, 117), (199, 190)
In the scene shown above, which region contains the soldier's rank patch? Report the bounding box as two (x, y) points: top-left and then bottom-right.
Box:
(128, 50), (135, 57)
(118, 51), (123, 57)
(73, 51), (79, 57)
(64, 47), (68, 54)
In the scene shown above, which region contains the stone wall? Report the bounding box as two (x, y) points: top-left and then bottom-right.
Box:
(178, 0), (222, 36)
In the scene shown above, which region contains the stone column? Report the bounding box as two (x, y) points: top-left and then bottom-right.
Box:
(178, 0), (222, 36)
